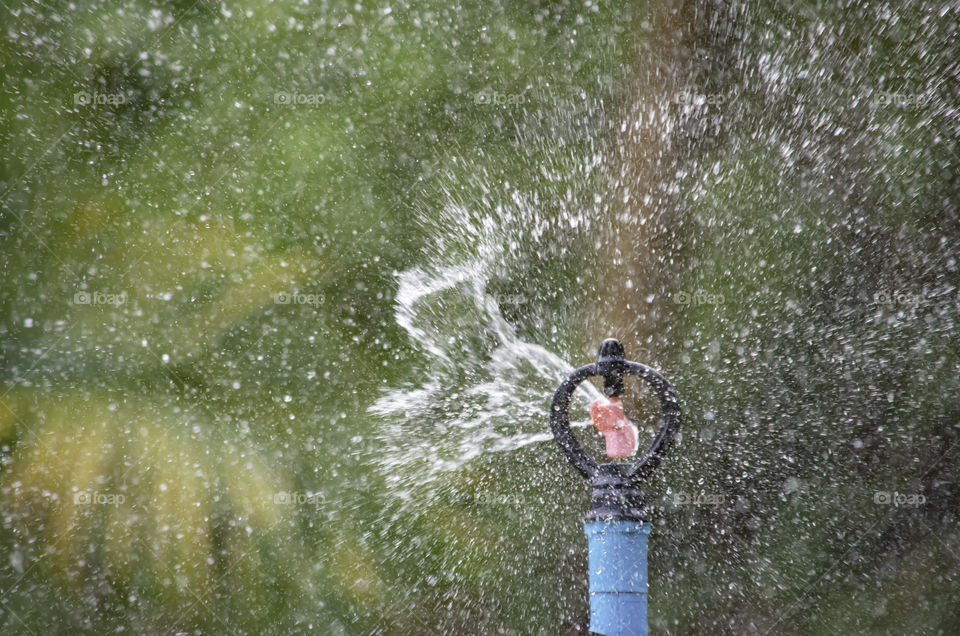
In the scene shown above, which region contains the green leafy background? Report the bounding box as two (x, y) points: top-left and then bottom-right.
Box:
(2, 1), (958, 633)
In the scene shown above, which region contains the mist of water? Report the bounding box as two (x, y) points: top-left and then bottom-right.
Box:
(370, 202), (604, 491)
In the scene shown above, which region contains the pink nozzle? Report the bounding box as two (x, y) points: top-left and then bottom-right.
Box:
(590, 396), (638, 458)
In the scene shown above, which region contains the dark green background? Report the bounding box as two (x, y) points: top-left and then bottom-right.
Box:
(2, 1), (958, 633)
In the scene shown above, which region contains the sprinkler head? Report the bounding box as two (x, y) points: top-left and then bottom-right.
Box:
(550, 340), (680, 523)
(596, 338), (626, 397)
(548, 338), (681, 484)
(597, 338), (625, 361)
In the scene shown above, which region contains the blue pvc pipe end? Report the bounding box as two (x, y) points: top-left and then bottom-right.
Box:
(584, 520), (651, 636)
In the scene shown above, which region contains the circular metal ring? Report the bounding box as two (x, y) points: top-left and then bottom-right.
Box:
(549, 361), (681, 480)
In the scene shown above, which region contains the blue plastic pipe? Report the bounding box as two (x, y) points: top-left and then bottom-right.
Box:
(584, 520), (651, 636)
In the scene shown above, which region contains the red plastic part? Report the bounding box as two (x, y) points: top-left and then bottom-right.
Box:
(590, 396), (638, 458)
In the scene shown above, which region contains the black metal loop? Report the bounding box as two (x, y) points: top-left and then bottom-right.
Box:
(549, 340), (681, 481)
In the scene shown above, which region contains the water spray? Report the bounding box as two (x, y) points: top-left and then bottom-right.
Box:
(550, 338), (681, 635)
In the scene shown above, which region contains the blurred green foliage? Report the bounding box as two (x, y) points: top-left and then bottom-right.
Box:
(2, 0), (959, 634)
(0, 1), (633, 633)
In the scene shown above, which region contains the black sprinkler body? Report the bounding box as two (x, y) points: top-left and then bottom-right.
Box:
(549, 338), (682, 520)
(549, 338), (682, 634)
